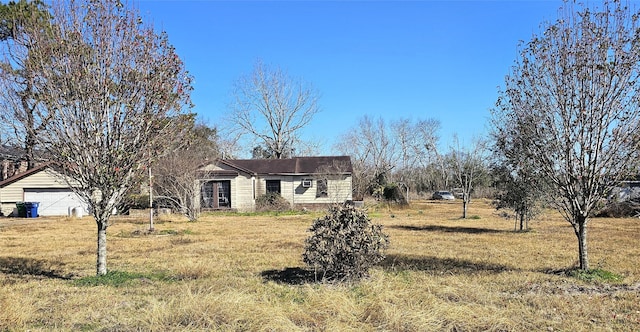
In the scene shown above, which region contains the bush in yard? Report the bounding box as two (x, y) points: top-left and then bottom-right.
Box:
(383, 183), (408, 205)
(255, 192), (290, 212)
(303, 204), (389, 282)
(595, 200), (639, 218)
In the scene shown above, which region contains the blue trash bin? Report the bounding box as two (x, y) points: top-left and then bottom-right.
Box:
(24, 202), (39, 218)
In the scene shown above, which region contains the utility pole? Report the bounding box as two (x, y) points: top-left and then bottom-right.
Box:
(148, 163), (154, 231)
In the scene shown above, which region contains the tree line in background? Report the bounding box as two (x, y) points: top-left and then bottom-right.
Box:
(1, 0), (639, 275)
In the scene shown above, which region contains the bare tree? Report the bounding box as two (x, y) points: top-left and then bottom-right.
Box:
(153, 120), (219, 221)
(391, 117), (440, 199)
(495, 0), (640, 270)
(392, 118), (413, 177)
(449, 136), (487, 219)
(336, 115), (397, 199)
(226, 60), (320, 159)
(6, 0), (193, 275)
(337, 115), (440, 200)
(410, 118), (441, 171)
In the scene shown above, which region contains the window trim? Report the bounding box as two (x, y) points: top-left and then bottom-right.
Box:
(266, 179), (281, 195)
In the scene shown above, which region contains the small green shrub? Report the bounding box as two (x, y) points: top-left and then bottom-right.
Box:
(255, 192), (291, 212)
(570, 268), (624, 283)
(303, 205), (390, 282)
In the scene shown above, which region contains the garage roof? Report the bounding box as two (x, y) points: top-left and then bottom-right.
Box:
(0, 162), (55, 188)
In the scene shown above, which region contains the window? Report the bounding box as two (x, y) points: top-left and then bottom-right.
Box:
(201, 182), (214, 208)
(266, 180), (281, 194)
(316, 178), (328, 197)
(217, 181), (231, 207)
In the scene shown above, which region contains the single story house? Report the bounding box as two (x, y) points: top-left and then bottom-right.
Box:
(0, 163), (87, 216)
(197, 156), (353, 212)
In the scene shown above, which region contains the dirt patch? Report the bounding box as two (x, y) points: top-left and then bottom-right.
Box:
(559, 282), (640, 295)
(523, 281), (640, 296)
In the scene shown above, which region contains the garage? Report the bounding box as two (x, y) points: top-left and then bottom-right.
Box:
(23, 188), (86, 216)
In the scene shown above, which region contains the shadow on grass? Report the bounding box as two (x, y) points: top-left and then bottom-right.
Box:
(381, 254), (517, 274)
(390, 224), (507, 234)
(261, 267), (317, 285)
(0, 256), (73, 280)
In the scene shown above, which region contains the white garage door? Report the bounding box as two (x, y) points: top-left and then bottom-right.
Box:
(24, 189), (87, 216)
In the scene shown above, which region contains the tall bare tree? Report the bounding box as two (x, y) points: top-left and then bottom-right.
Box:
(449, 136), (487, 219)
(336, 115), (397, 199)
(495, 0), (640, 270)
(390, 117), (440, 200)
(337, 115), (440, 200)
(408, 118), (441, 171)
(4, 0), (193, 275)
(226, 60), (320, 159)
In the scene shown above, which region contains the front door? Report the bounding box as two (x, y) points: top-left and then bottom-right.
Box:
(201, 180), (231, 209)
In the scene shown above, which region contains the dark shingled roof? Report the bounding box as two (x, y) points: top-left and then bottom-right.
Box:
(218, 156), (352, 175)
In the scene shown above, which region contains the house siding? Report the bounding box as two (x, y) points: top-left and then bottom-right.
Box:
(232, 174), (255, 211)
(292, 175), (353, 205)
(259, 176), (295, 202)
(199, 163), (255, 212)
(256, 175), (353, 208)
(0, 168), (71, 216)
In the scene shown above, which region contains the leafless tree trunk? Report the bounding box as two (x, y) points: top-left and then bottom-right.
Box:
(226, 60), (320, 159)
(576, 216), (588, 270)
(7, 0), (193, 275)
(495, 0), (640, 270)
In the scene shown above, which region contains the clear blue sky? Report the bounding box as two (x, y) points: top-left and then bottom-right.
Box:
(137, 0), (563, 155)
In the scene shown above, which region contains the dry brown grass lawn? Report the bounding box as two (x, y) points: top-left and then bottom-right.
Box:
(1, 199), (639, 331)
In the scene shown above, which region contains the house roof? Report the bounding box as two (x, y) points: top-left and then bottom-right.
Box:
(0, 162), (54, 188)
(218, 156), (353, 176)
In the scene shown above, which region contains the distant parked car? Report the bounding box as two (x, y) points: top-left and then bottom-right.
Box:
(451, 188), (464, 199)
(432, 191), (455, 200)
